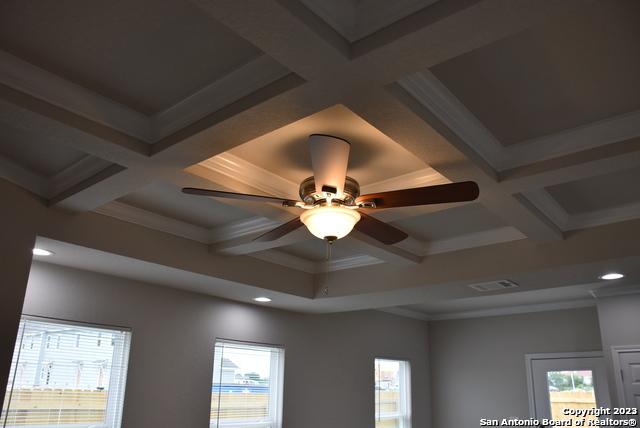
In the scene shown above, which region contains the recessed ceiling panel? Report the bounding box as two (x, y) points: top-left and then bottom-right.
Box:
(228, 104), (428, 189)
(546, 166), (640, 215)
(0, 121), (86, 177)
(118, 182), (254, 229)
(301, 0), (439, 42)
(431, 0), (640, 145)
(391, 203), (507, 241)
(0, 0), (261, 114)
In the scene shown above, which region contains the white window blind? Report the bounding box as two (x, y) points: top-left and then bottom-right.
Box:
(375, 358), (411, 428)
(1, 316), (131, 428)
(210, 340), (284, 428)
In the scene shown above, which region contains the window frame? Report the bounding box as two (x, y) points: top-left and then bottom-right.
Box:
(1, 314), (132, 428)
(374, 357), (412, 428)
(210, 338), (285, 428)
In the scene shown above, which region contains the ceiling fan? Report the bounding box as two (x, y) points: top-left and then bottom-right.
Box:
(183, 135), (479, 245)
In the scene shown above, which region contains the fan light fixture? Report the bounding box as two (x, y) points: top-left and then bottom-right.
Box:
(182, 134), (480, 245)
(300, 205), (361, 241)
(599, 272), (624, 280)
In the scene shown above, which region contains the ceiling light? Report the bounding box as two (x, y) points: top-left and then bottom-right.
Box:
(254, 297), (272, 303)
(300, 205), (361, 241)
(599, 272), (624, 280)
(32, 248), (54, 256)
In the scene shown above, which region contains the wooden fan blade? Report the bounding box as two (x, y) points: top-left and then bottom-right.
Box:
(254, 218), (304, 242)
(356, 181), (479, 208)
(354, 212), (408, 245)
(308, 134), (350, 197)
(182, 187), (299, 206)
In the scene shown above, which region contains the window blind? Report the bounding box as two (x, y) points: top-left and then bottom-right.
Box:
(210, 340), (284, 428)
(375, 358), (412, 428)
(1, 317), (131, 428)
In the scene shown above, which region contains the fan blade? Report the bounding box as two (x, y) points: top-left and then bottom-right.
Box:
(356, 181), (479, 208)
(182, 187), (299, 206)
(308, 134), (350, 197)
(254, 218), (303, 242)
(354, 212), (408, 245)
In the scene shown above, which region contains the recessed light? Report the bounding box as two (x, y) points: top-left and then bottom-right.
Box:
(599, 272), (624, 280)
(253, 297), (272, 303)
(32, 248), (54, 256)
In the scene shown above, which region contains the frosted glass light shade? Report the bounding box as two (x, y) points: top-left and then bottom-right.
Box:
(300, 205), (361, 240)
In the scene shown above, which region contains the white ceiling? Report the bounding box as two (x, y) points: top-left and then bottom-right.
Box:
(2, 0), (640, 318)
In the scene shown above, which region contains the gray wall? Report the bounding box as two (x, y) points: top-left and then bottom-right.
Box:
(596, 293), (640, 405)
(428, 308), (602, 428)
(21, 262), (430, 428)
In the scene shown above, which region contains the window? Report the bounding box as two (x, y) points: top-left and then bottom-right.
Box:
(526, 352), (611, 424)
(1, 316), (131, 428)
(375, 358), (411, 428)
(210, 340), (284, 428)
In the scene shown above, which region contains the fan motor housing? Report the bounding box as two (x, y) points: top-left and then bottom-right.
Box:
(299, 176), (360, 206)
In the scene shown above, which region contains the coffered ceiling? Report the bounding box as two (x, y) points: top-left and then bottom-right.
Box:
(2, 0), (640, 318)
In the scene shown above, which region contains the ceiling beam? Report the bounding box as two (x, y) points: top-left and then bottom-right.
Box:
(500, 137), (640, 192)
(345, 86), (563, 241)
(1, 0), (586, 214)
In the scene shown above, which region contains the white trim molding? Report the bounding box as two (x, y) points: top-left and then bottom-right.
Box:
(94, 201), (212, 243)
(151, 55), (290, 139)
(430, 298), (596, 321)
(398, 70), (640, 171)
(0, 50), (152, 141)
(566, 201), (640, 231)
(0, 50), (292, 145)
(507, 110), (640, 169)
(50, 156), (113, 197)
(199, 152), (299, 200)
(590, 283), (640, 298)
(360, 167), (448, 194)
(397, 71), (506, 169)
(208, 217), (279, 244)
(521, 189), (570, 230)
(0, 154), (49, 197)
(424, 226), (526, 255)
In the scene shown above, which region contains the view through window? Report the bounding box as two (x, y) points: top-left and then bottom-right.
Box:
(210, 340), (284, 428)
(546, 370), (597, 423)
(375, 358), (411, 428)
(1, 317), (131, 428)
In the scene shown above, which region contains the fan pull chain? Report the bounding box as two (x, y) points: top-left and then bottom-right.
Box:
(322, 238), (334, 296)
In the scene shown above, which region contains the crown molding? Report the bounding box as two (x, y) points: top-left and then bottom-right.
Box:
(151, 55), (290, 139)
(328, 254), (383, 271)
(0, 154), (48, 197)
(424, 226), (526, 256)
(377, 307), (431, 321)
(0, 50), (292, 145)
(94, 201), (211, 243)
(300, 0), (357, 41)
(506, 110), (640, 169)
(428, 298), (596, 321)
(0, 50), (152, 141)
(208, 217), (279, 244)
(590, 283), (640, 298)
(397, 71), (506, 169)
(398, 71), (640, 172)
(567, 201), (640, 231)
(360, 167), (448, 194)
(199, 152), (299, 200)
(49, 156), (113, 198)
(521, 189), (570, 230)
(250, 249), (317, 273)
